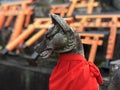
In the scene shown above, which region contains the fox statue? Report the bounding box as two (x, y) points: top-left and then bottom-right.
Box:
(34, 14), (103, 90)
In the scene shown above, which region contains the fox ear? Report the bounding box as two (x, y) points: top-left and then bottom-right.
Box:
(50, 14), (57, 25)
(50, 14), (71, 33)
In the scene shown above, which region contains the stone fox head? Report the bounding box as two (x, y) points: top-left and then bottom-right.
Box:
(34, 14), (84, 58)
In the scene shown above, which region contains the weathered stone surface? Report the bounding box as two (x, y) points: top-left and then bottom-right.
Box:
(106, 60), (120, 90)
(0, 56), (55, 90)
(110, 59), (120, 76)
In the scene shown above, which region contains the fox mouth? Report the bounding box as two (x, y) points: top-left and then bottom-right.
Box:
(39, 49), (53, 58)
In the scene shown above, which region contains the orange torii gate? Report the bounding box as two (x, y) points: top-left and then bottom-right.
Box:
(67, 0), (100, 15)
(50, 0), (100, 17)
(50, 3), (70, 17)
(0, 0), (105, 63)
(0, 0), (34, 46)
(1, 15), (105, 63)
(0, 5), (9, 29)
(70, 13), (120, 63)
(0, 0), (34, 29)
(1, 17), (74, 53)
(80, 32), (104, 62)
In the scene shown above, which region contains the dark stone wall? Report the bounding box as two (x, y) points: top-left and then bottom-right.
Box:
(0, 56), (54, 90)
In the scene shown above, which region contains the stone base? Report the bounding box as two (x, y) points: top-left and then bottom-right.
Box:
(0, 56), (55, 90)
(110, 59), (120, 76)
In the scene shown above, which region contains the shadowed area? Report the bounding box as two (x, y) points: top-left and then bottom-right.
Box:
(0, 55), (56, 90)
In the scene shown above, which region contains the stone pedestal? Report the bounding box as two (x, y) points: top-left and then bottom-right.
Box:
(0, 56), (55, 90)
(110, 59), (120, 76)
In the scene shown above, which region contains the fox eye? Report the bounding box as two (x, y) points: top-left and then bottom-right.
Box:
(46, 34), (53, 40)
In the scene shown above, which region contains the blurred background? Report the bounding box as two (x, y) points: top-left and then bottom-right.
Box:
(0, 0), (120, 90)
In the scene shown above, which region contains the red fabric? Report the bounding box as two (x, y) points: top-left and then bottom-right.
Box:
(49, 54), (103, 90)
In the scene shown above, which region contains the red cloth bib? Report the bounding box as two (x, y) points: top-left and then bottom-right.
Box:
(49, 54), (103, 90)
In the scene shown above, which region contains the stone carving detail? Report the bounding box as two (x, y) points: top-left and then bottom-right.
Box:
(34, 14), (84, 58)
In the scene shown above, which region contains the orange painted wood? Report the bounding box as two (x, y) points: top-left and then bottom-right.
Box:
(25, 29), (47, 47)
(106, 17), (117, 60)
(80, 33), (104, 62)
(0, 6), (9, 29)
(67, 0), (78, 16)
(0, 1), (33, 30)
(67, 0), (99, 16)
(87, 0), (99, 14)
(74, 14), (120, 30)
(50, 3), (69, 17)
(50, 0), (99, 17)
(7, 14), (25, 44)
(6, 25), (35, 51)
(34, 17), (74, 29)
(74, 14), (119, 60)
(24, 9), (33, 27)
(4, 16), (14, 28)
